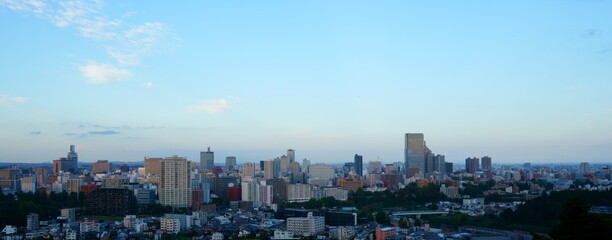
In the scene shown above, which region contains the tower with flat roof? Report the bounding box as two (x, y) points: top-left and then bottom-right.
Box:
(405, 133), (426, 175)
(354, 154), (363, 176)
(200, 147), (214, 171)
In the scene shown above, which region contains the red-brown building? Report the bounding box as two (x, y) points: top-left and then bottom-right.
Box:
(80, 184), (99, 194)
(227, 186), (241, 201)
(375, 227), (396, 240)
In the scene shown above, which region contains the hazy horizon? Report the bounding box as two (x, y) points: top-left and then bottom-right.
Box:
(1, 1), (611, 164)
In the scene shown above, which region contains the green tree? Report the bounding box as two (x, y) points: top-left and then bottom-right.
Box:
(375, 211), (389, 225)
(453, 214), (467, 228)
(549, 196), (611, 240)
(398, 219), (408, 228)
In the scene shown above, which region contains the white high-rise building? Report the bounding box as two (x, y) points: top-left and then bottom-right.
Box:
(308, 163), (335, 179)
(288, 184), (311, 202)
(323, 187), (348, 201)
(287, 212), (325, 236)
(241, 163), (256, 177)
(258, 184), (273, 206)
(264, 160), (275, 180)
(160, 156), (191, 208)
(241, 180), (258, 202)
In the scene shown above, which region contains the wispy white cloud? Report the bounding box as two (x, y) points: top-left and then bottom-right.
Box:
(0, 0), (170, 66)
(65, 130), (120, 138)
(88, 130), (120, 135)
(144, 82), (153, 87)
(186, 99), (231, 114)
(80, 61), (132, 84)
(0, 94), (27, 106)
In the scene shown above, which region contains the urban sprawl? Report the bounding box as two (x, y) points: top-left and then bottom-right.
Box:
(0, 133), (610, 240)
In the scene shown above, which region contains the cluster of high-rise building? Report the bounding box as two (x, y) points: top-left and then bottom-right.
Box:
(1, 134), (610, 240)
(404, 133), (449, 177)
(465, 156), (493, 174)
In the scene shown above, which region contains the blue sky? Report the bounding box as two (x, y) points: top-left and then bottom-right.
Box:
(1, 0), (611, 164)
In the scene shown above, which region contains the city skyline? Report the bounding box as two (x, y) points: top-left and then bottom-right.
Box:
(1, 1), (612, 164)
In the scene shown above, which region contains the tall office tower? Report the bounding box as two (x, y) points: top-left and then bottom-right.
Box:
(405, 133), (426, 175)
(287, 149), (295, 163)
(200, 147), (214, 171)
(267, 178), (288, 204)
(225, 156), (237, 171)
(92, 160), (112, 173)
(368, 161), (382, 174)
(465, 157), (480, 174)
(433, 155), (446, 173)
(354, 154), (363, 176)
(241, 163), (256, 177)
(66, 145), (78, 173)
(280, 155), (289, 173)
(302, 159), (311, 171)
(160, 156), (191, 208)
(425, 149), (435, 173)
(579, 162), (590, 175)
(52, 145), (79, 174)
(144, 157), (162, 176)
(481, 156), (492, 171)
(264, 160), (275, 179)
(445, 162), (453, 173)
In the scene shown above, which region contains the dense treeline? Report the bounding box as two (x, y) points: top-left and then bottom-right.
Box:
(0, 187), (84, 227)
(352, 183), (447, 212)
(500, 189), (612, 228)
(549, 196), (611, 240)
(426, 189), (612, 235)
(281, 183), (448, 215)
